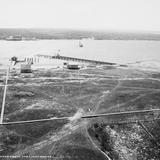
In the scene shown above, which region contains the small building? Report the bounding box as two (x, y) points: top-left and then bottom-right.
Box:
(20, 64), (32, 73)
(67, 64), (80, 70)
(6, 35), (22, 41)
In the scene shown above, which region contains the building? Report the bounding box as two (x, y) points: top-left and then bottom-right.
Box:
(20, 64), (32, 73)
(67, 64), (80, 70)
(6, 35), (22, 41)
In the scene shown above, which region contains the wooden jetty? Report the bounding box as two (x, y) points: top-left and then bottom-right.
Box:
(36, 54), (117, 65)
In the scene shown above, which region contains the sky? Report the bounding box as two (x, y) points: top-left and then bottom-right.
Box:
(0, 0), (160, 32)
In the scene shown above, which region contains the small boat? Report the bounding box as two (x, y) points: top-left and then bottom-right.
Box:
(79, 41), (83, 47)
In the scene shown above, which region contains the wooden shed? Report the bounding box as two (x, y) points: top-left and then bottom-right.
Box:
(20, 64), (32, 73)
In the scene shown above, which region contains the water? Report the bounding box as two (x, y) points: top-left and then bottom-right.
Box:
(0, 40), (160, 65)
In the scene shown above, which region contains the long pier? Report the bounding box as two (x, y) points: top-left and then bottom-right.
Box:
(36, 54), (117, 65)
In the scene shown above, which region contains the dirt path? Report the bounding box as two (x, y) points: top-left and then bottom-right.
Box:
(82, 79), (121, 160)
(94, 79), (121, 113)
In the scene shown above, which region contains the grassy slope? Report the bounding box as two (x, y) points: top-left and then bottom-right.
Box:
(0, 66), (160, 159)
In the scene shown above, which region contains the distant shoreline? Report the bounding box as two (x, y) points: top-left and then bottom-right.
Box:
(1, 28), (160, 41)
(1, 39), (160, 41)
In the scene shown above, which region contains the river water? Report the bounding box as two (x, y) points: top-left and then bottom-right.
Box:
(0, 40), (160, 65)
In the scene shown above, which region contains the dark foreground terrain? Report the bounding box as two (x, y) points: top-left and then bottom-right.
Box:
(0, 65), (160, 159)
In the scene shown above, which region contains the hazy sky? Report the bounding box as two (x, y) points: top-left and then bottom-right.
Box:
(0, 0), (160, 32)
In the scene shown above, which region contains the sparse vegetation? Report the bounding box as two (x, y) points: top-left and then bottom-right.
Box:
(0, 66), (160, 159)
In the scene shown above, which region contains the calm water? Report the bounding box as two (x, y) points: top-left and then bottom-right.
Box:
(0, 40), (160, 65)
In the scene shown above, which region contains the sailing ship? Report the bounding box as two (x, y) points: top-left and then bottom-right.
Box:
(79, 41), (83, 47)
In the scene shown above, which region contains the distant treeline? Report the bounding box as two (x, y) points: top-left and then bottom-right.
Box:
(0, 28), (160, 40)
